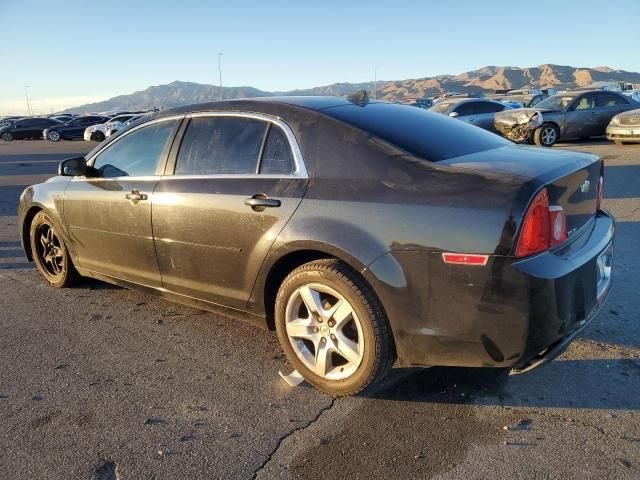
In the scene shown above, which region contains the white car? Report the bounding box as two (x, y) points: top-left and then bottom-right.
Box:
(83, 114), (138, 141)
(105, 113), (147, 137)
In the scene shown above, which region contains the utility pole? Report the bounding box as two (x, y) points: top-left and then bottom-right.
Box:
(24, 85), (31, 115)
(218, 52), (223, 101)
(374, 66), (378, 100)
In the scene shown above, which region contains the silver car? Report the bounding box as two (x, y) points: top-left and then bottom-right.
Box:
(495, 90), (638, 147)
(607, 108), (640, 144)
(429, 98), (511, 131)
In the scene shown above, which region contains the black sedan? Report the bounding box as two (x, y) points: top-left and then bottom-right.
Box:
(0, 117), (63, 141)
(18, 96), (614, 395)
(43, 115), (110, 141)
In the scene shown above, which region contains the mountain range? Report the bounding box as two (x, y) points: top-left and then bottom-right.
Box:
(64, 64), (640, 114)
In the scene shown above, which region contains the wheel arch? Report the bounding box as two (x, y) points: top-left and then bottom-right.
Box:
(21, 204), (44, 261)
(255, 244), (374, 331)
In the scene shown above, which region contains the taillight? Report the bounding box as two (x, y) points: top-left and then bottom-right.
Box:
(596, 162), (604, 211)
(515, 189), (568, 258)
(515, 189), (550, 258)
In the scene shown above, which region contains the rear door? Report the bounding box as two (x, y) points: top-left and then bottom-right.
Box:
(593, 92), (630, 135)
(152, 113), (308, 309)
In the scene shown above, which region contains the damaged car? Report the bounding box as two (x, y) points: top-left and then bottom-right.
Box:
(494, 90), (638, 147)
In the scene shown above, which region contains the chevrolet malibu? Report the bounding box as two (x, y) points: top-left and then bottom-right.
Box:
(18, 96), (614, 395)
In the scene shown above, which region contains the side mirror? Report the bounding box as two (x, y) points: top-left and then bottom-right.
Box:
(59, 156), (88, 176)
(448, 111), (459, 118)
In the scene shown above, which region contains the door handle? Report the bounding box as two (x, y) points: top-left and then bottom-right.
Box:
(245, 194), (281, 211)
(125, 190), (148, 202)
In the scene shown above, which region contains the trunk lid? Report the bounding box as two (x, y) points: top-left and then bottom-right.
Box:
(440, 144), (601, 238)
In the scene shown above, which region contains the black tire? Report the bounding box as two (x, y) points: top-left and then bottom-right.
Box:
(275, 259), (395, 396)
(534, 123), (559, 147)
(30, 211), (79, 288)
(92, 131), (105, 142)
(47, 130), (61, 142)
(1, 131), (13, 141)
(614, 140), (625, 146)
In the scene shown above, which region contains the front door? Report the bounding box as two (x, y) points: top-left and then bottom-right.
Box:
(565, 93), (598, 138)
(592, 92), (631, 136)
(152, 114), (308, 309)
(63, 117), (181, 286)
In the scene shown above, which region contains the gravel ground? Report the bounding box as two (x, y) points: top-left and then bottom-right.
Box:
(0, 138), (638, 480)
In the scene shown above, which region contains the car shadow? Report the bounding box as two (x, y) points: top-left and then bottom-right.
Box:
(370, 358), (640, 410)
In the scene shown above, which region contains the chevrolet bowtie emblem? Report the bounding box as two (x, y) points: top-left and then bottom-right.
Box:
(580, 180), (591, 193)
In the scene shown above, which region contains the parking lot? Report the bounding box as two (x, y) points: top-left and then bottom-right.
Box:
(0, 139), (639, 479)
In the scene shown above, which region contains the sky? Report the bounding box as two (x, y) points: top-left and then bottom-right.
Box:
(2, 0), (639, 115)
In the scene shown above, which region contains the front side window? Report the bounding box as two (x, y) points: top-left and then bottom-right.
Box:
(175, 117), (267, 175)
(260, 126), (294, 174)
(573, 94), (596, 111)
(92, 120), (177, 178)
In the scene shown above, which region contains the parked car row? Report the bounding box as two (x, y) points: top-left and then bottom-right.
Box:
(0, 110), (154, 142)
(426, 87), (640, 147)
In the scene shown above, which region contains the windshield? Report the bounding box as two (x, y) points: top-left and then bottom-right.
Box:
(534, 95), (575, 111)
(430, 101), (457, 114)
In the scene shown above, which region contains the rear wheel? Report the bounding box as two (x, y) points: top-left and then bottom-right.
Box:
(275, 259), (395, 396)
(47, 130), (61, 142)
(1, 131), (13, 141)
(534, 124), (559, 147)
(30, 211), (78, 288)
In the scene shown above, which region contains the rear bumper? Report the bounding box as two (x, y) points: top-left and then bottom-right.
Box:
(607, 125), (640, 142)
(365, 211), (615, 369)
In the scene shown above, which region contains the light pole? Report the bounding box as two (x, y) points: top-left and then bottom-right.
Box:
(24, 85), (31, 115)
(374, 66), (378, 100)
(218, 52), (223, 101)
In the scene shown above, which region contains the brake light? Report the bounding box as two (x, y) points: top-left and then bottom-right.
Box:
(596, 162), (604, 211)
(515, 188), (551, 258)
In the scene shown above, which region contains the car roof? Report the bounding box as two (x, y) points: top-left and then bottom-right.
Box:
(159, 95), (391, 118)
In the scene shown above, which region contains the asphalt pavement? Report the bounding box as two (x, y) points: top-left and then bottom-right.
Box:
(0, 138), (639, 480)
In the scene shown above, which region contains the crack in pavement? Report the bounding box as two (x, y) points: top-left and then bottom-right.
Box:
(252, 396), (337, 479)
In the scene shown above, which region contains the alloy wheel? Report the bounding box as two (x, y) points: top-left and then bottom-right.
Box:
(48, 131), (60, 141)
(1, 132), (12, 141)
(34, 222), (65, 278)
(541, 126), (557, 146)
(284, 283), (364, 380)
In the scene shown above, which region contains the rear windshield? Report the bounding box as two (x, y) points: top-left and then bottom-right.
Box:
(321, 102), (509, 161)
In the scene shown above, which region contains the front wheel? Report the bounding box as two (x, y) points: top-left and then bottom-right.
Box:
(1, 131), (13, 141)
(30, 211), (78, 288)
(47, 130), (61, 142)
(275, 259), (395, 396)
(534, 124), (559, 147)
(92, 131), (105, 142)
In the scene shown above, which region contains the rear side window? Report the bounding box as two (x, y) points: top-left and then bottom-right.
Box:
(259, 126), (294, 174)
(573, 94), (596, 110)
(322, 102), (509, 162)
(454, 102), (476, 116)
(596, 93), (628, 107)
(92, 120), (177, 177)
(176, 117), (267, 175)
(475, 102), (505, 114)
